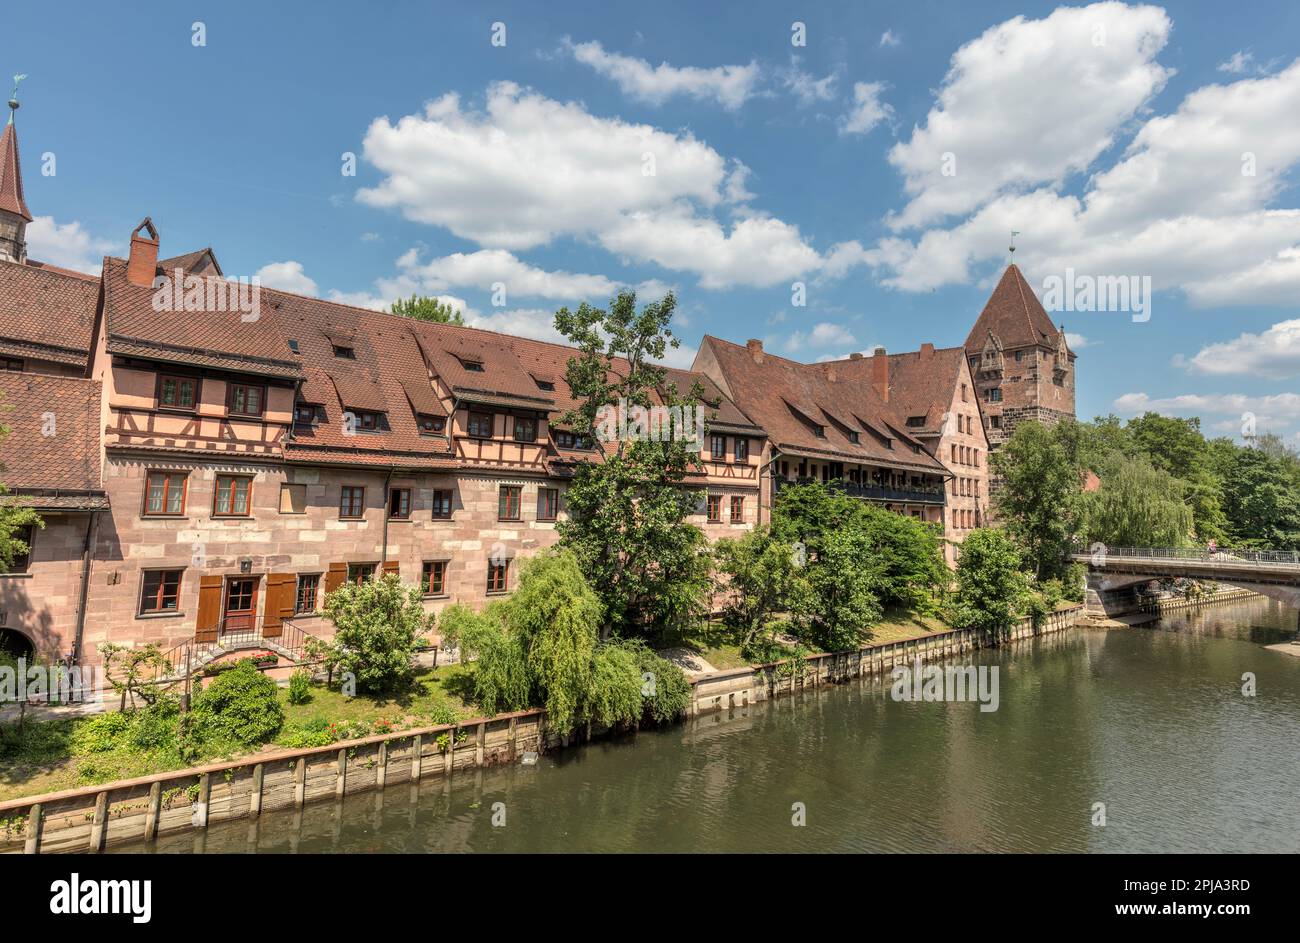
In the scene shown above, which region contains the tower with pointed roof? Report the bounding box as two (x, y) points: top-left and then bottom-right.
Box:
(963, 263), (1076, 449)
(0, 90), (33, 264)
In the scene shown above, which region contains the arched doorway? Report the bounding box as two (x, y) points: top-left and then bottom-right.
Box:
(0, 628), (34, 662)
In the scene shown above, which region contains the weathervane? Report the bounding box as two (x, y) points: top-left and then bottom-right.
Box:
(7, 73), (26, 124)
(1009, 230), (1020, 264)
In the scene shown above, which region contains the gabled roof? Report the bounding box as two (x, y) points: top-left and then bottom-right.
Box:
(157, 247), (222, 277)
(821, 343), (967, 437)
(0, 373), (107, 508)
(964, 264), (1067, 353)
(0, 258), (99, 368)
(102, 256), (303, 380)
(0, 123), (32, 223)
(700, 336), (945, 473)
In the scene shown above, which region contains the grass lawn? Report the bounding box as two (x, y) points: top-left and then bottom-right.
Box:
(663, 607), (953, 672)
(0, 664), (479, 803)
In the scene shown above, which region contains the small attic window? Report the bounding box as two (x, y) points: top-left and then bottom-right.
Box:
(813, 424), (826, 439)
(536, 378), (556, 391)
(333, 344), (356, 359)
(459, 358), (485, 372)
(288, 339), (300, 354)
(847, 431), (860, 444)
(906, 416), (926, 427)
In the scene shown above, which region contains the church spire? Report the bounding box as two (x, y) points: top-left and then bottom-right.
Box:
(0, 74), (32, 263)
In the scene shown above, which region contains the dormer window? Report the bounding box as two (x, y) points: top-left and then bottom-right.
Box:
(228, 383), (264, 418)
(847, 431), (860, 444)
(460, 358), (484, 372)
(333, 345), (356, 359)
(554, 430), (591, 450)
(159, 375), (197, 411)
(294, 403), (317, 425)
(536, 379), (555, 391)
(813, 425), (826, 439)
(353, 410), (383, 432)
(905, 416), (925, 428)
(418, 414), (446, 436)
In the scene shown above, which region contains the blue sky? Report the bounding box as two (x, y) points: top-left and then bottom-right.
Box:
(5, 1), (1300, 442)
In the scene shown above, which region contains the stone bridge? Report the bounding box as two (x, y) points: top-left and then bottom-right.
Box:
(1072, 547), (1300, 617)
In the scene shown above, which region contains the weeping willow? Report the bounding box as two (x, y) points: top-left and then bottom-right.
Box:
(1082, 455), (1194, 547)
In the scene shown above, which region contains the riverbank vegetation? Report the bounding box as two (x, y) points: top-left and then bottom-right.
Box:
(994, 413), (1300, 553)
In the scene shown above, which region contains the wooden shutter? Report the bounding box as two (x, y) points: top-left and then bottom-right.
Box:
(195, 575), (224, 643)
(262, 573), (296, 638)
(382, 560), (400, 578)
(323, 562), (347, 598)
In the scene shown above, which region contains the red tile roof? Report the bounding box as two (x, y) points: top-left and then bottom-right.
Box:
(0, 258), (99, 367)
(965, 264), (1067, 353)
(700, 336), (946, 474)
(811, 345), (968, 437)
(0, 373), (106, 508)
(0, 123), (32, 222)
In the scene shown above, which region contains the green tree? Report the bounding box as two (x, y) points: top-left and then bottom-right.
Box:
(390, 295), (465, 323)
(1124, 412), (1227, 540)
(801, 527), (885, 651)
(991, 422), (1081, 579)
(554, 290), (711, 639)
(322, 573), (433, 694)
(712, 526), (812, 651)
(1081, 454), (1194, 547)
(441, 551), (690, 734)
(951, 528), (1031, 635)
(1220, 446), (1300, 548)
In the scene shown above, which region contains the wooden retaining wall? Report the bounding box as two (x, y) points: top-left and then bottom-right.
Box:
(690, 607), (1081, 716)
(0, 606), (1082, 854)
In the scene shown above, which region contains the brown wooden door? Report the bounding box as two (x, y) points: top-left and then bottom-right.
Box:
(223, 577), (259, 634)
(261, 573), (296, 639)
(195, 575), (224, 643)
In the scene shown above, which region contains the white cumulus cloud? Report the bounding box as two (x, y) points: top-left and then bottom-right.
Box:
(567, 40), (760, 110)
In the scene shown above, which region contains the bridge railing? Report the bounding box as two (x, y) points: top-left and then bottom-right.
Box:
(1073, 547), (1300, 568)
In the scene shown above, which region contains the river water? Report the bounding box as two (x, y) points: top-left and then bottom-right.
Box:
(122, 598), (1300, 854)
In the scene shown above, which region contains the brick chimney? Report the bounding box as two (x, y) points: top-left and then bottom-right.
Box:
(871, 345), (888, 401)
(126, 217), (160, 287)
(746, 338), (764, 365)
(849, 352), (864, 360)
(920, 342), (934, 358)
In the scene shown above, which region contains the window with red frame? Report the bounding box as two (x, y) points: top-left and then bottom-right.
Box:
(213, 475), (252, 516)
(139, 569), (182, 614)
(498, 485), (521, 521)
(228, 383), (264, 417)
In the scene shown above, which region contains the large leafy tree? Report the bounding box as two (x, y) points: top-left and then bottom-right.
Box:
(1219, 446), (1300, 549)
(390, 295), (465, 324)
(951, 528), (1031, 635)
(712, 526), (813, 651)
(554, 290), (711, 640)
(990, 422), (1081, 580)
(1124, 412), (1227, 540)
(1081, 454), (1194, 547)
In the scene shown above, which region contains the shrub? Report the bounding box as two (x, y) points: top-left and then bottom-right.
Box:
(71, 711), (131, 754)
(277, 716), (335, 749)
(192, 662), (284, 749)
(287, 669), (312, 705)
(322, 573), (433, 694)
(129, 696), (181, 750)
(951, 528), (1031, 635)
